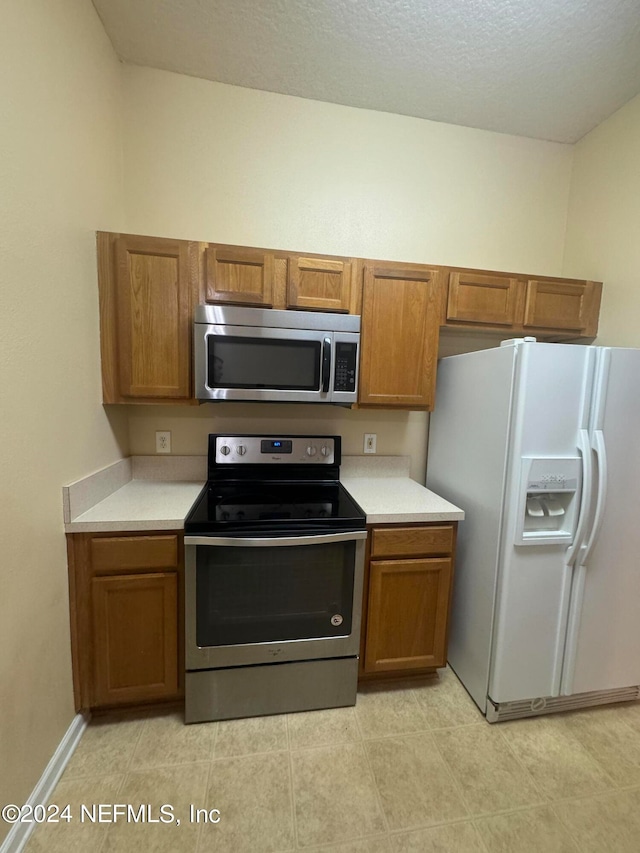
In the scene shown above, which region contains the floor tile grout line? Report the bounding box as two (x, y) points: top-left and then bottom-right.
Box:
(555, 714), (622, 789)
(547, 780), (640, 852)
(284, 714), (301, 851)
(208, 718), (219, 761)
(488, 724), (550, 807)
(211, 746), (291, 762)
(194, 756), (215, 853)
(493, 721), (637, 849)
(69, 711), (150, 853)
(426, 726), (477, 826)
(559, 711), (640, 791)
(351, 702), (393, 837)
(123, 711), (152, 777)
(299, 829), (391, 851)
(547, 800), (589, 853)
(498, 718), (618, 802)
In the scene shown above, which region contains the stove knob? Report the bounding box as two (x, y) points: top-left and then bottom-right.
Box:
(220, 445), (231, 456)
(306, 445), (317, 457)
(236, 444), (247, 456)
(237, 510), (245, 520)
(320, 445), (331, 457)
(221, 511), (230, 521)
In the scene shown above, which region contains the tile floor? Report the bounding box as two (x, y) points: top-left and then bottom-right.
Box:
(24, 667), (640, 852)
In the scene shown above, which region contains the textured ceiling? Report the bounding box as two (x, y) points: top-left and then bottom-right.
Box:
(92, 0), (640, 143)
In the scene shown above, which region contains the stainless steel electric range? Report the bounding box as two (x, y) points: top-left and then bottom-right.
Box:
(183, 434), (367, 723)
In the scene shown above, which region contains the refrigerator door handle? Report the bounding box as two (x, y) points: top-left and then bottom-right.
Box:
(565, 428), (593, 568)
(579, 429), (608, 567)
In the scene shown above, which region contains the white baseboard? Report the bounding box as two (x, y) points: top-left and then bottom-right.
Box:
(0, 712), (89, 853)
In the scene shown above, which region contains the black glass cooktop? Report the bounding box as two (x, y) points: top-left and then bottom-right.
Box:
(185, 480), (366, 536)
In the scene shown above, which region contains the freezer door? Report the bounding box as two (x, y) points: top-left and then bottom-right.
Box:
(488, 342), (593, 704)
(563, 347), (640, 695)
(427, 344), (517, 712)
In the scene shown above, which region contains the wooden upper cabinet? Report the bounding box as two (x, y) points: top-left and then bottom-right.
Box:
(287, 256), (353, 313)
(205, 245), (274, 307)
(98, 233), (194, 403)
(442, 268), (602, 339)
(523, 279), (601, 335)
(446, 271), (522, 326)
(358, 265), (441, 409)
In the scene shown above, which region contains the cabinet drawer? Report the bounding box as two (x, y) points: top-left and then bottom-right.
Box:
(370, 525), (453, 558)
(90, 535), (179, 574)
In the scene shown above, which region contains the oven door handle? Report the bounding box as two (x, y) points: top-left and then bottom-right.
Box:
(184, 531), (367, 547)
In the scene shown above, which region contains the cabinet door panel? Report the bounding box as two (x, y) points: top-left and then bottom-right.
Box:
(114, 236), (192, 400)
(91, 572), (178, 706)
(447, 272), (521, 326)
(523, 280), (590, 331)
(206, 246), (274, 306)
(287, 256), (352, 312)
(359, 265), (440, 409)
(364, 558), (452, 673)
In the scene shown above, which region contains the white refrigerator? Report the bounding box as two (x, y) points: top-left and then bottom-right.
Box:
(427, 338), (640, 721)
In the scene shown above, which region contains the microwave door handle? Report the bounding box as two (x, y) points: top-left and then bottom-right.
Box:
(322, 337), (332, 393)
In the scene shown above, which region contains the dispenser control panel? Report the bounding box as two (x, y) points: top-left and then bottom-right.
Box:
(515, 457), (581, 546)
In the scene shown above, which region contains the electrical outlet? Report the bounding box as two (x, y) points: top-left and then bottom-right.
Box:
(155, 431), (171, 454)
(364, 433), (377, 454)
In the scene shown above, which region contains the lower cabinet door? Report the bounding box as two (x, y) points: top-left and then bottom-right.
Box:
(364, 558), (452, 673)
(91, 572), (179, 706)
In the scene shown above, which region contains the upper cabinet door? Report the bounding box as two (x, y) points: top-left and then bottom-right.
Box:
(287, 256), (352, 313)
(206, 246), (274, 307)
(446, 272), (522, 326)
(359, 265), (441, 409)
(109, 234), (192, 402)
(523, 279), (601, 334)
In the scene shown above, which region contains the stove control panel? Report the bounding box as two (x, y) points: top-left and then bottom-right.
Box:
(214, 435), (337, 465)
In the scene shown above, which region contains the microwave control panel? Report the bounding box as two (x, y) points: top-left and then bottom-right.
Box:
(334, 342), (358, 392)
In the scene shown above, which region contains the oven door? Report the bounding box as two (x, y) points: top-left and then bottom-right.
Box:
(195, 323), (335, 403)
(184, 531), (366, 669)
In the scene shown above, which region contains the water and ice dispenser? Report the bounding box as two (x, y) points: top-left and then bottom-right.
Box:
(515, 457), (581, 545)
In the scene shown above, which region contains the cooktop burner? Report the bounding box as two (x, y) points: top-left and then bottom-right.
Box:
(184, 434), (366, 536)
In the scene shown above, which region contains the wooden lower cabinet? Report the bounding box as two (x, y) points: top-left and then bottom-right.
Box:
(67, 531), (183, 711)
(360, 522), (457, 679)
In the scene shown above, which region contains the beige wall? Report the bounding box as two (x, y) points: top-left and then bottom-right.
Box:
(563, 93), (640, 346)
(121, 67), (575, 475)
(122, 67), (573, 272)
(128, 404), (429, 482)
(0, 0), (126, 833)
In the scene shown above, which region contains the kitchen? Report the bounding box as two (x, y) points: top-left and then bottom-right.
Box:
(3, 1), (640, 851)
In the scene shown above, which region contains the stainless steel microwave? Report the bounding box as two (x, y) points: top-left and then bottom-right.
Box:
(194, 305), (360, 404)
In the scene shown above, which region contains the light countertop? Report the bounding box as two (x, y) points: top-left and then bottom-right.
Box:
(65, 479), (205, 532)
(341, 475), (464, 525)
(63, 454), (463, 533)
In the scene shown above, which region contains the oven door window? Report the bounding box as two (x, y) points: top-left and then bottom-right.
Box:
(195, 542), (355, 646)
(208, 336), (321, 391)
